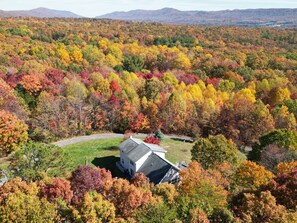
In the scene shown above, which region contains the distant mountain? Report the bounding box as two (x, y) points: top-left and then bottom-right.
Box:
(97, 8), (297, 27)
(0, 7), (82, 18)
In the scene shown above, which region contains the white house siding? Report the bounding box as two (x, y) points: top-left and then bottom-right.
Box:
(118, 137), (178, 179)
(120, 150), (130, 170)
(135, 151), (152, 172)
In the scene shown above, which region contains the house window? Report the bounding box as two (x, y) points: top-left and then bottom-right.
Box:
(130, 160), (134, 166)
(121, 159), (124, 164)
(130, 169), (134, 176)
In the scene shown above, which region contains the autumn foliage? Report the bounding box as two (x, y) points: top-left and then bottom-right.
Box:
(144, 135), (160, 145)
(0, 18), (296, 146)
(0, 178), (57, 222)
(0, 17), (297, 222)
(179, 162), (228, 215)
(0, 110), (28, 156)
(265, 167), (297, 209)
(70, 165), (112, 204)
(232, 191), (288, 223)
(39, 178), (73, 204)
(0, 160), (296, 222)
(232, 160), (275, 191)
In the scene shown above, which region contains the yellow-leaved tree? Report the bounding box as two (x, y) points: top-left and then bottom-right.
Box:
(232, 161), (274, 191)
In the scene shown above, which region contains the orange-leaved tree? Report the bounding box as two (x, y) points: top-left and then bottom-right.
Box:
(179, 161), (228, 216)
(0, 110), (28, 156)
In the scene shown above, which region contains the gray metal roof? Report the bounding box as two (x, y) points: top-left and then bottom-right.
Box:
(137, 153), (179, 184)
(119, 138), (139, 153)
(120, 137), (166, 155)
(126, 144), (151, 163)
(142, 142), (166, 153)
(130, 137), (144, 145)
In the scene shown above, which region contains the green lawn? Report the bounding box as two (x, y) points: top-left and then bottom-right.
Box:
(0, 137), (193, 179)
(62, 138), (124, 177)
(161, 138), (193, 164)
(62, 137), (193, 177)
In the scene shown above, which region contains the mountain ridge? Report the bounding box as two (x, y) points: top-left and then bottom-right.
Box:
(0, 7), (82, 18)
(1, 7), (297, 27)
(97, 7), (297, 27)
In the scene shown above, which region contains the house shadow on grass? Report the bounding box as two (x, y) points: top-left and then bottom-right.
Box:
(92, 156), (126, 178)
(103, 146), (119, 151)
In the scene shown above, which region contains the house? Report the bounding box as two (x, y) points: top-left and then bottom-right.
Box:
(117, 136), (180, 184)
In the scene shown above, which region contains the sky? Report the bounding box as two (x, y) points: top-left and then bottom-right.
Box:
(0, 0), (297, 17)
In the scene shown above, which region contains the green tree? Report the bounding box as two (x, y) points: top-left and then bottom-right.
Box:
(191, 135), (244, 169)
(82, 45), (105, 64)
(137, 201), (177, 223)
(154, 129), (165, 142)
(218, 80), (235, 93)
(9, 142), (70, 182)
(209, 208), (235, 223)
(249, 129), (297, 161)
(123, 54), (144, 72)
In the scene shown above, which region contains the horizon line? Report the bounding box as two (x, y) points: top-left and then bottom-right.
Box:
(1, 6), (297, 18)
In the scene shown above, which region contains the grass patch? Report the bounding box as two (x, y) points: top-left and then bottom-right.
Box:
(62, 138), (123, 177)
(62, 137), (194, 177)
(161, 138), (193, 164)
(1, 137), (193, 179)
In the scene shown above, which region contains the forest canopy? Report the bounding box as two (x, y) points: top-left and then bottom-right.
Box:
(0, 17), (297, 223)
(0, 18), (297, 145)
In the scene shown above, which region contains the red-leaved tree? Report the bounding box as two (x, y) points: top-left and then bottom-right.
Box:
(69, 165), (112, 204)
(144, 136), (160, 145)
(39, 178), (73, 204)
(265, 167), (297, 209)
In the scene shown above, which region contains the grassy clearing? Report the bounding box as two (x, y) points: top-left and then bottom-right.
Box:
(161, 138), (193, 164)
(0, 137), (193, 178)
(62, 138), (124, 177)
(0, 137), (193, 179)
(62, 137), (194, 177)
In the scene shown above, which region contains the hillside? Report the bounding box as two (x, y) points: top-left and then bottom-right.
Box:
(0, 17), (296, 222)
(0, 7), (82, 18)
(98, 7), (297, 27)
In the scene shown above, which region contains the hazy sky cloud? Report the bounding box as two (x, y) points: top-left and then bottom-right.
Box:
(0, 0), (296, 17)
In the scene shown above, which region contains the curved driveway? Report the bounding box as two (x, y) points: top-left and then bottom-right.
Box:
(53, 133), (193, 147)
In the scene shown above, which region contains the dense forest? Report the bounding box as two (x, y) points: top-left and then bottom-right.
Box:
(0, 18), (296, 222)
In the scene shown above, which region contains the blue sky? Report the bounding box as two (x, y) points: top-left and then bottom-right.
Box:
(0, 0), (296, 17)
